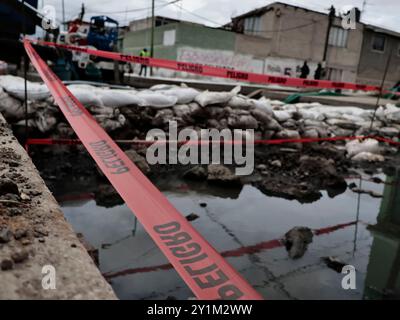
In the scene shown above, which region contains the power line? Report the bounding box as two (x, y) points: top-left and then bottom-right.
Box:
(85, 0), (181, 16)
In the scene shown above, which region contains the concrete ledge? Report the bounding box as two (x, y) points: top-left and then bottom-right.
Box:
(0, 114), (117, 299)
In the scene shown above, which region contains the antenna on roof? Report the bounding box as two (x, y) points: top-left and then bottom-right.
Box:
(362, 0), (367, 13)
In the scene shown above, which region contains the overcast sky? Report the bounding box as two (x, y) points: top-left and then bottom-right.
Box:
(41, 0), (400, 32)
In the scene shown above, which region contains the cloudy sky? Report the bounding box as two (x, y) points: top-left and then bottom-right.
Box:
(42, 0), (400, 32)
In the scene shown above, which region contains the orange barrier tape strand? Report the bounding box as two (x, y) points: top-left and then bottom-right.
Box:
(36, 40), (384, 93)
(24, 39), (262, 300)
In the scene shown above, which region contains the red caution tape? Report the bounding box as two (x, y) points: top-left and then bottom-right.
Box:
(26, 135), (400, 149)
(24, 39), (262, 300)
(36, 40), (384, 92)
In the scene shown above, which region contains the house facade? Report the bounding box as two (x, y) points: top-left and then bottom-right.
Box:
(122, 2), (400, 87)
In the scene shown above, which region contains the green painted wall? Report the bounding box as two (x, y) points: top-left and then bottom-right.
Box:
(175, 23), (235, 50)
(122, 21), (236, 60)
(123, 23), (179, 59)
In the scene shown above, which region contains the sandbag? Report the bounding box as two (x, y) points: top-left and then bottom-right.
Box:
(97, 89), (144, 107)
(227, 95), (253, 109)
(251, 98), (273, 115)
(273, 110), (292, 122)
(346, 139), (381, 158)
(160, 87), (199, 104)
(0, 87), (24, 119)
(0, 75), (50, 101)
(195, 86), (241, 107)
(137, 92), (178, 108)
(352, 152), (385, 162)
(68, 85), (104, 107)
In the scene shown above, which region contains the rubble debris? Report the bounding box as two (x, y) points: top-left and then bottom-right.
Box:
(183, 166), (207, 181)
(322, 256), (347, 273)
(125, 149), (151, 175)
(207, 164), (242, 186)
(283, 227), (314, 259)
(349, 185), (383, 198)
(94, 184), (124, 208)
(185, 213), (200, 222)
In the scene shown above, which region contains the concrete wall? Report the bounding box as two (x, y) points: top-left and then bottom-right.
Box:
(232, 3), (364, 82)
(357, 29), (400, 88)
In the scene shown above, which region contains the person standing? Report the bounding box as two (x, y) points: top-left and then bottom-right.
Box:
(314, 63), (323, 80)
(139, 48), (150, 77)
(300, 61), (310, 79)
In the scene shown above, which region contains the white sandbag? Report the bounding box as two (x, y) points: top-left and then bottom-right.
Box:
(227, 114), (258, 129)
(346, 139), (381, 158)
(173, 104), (191, 117)
(68, 86), (104, 107)
(160, 87), (199, 104)
(303, 128), (319, 139)
(94, 114), (126, 132)
(379, 127), (399, 137)
(325, 118), (360, 130)
(194, 86), (241, 107)
(298, 109), (325, 121)
(275, 129), (300, 140)
(36, 113), (57, 133)
(384, 104), (400, 123)
(273, 110), (292, 122)
(0, 87), (24, 119)
(352, 152), (385, 162)
(0, 75), (50, 101)
(88, 105), (115, 115)
(150, 84), (179, 91)
(97, 89), (144, 107)
(251, 98), (273, 116)
(227, 95), (253, 109)
(137, 92), (178, 108)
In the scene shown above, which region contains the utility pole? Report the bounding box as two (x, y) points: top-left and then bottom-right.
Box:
(322, 5), (336, 78)
(150, 0), (155, 76)
(61, 0), (66, 31)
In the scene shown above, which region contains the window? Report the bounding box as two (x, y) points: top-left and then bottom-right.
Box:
(163, 29), (176, 46)
(244, 16), (262, 36)
(328, 26), (349, 48)
(372, 34), (386, 52)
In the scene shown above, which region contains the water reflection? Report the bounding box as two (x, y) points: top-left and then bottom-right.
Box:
(53, 170), (399, 300)
(364, 169), (400, 300)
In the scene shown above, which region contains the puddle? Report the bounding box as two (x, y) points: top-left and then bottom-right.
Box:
(51, 169), (400, 300)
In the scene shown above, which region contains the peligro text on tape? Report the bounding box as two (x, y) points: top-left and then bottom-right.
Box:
(36, 40), (382, 92)
(24, 39), (262, 300)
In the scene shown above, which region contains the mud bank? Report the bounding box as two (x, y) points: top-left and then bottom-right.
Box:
(0, 114), (116, 299)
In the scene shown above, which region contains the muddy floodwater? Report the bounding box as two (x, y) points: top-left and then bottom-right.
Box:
(46, 168), (400, 300)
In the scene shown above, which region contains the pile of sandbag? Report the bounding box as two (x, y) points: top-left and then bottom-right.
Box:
(1, 75), (399, 152)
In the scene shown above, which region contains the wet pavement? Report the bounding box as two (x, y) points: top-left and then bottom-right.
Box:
(53, 170), (400, 300)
